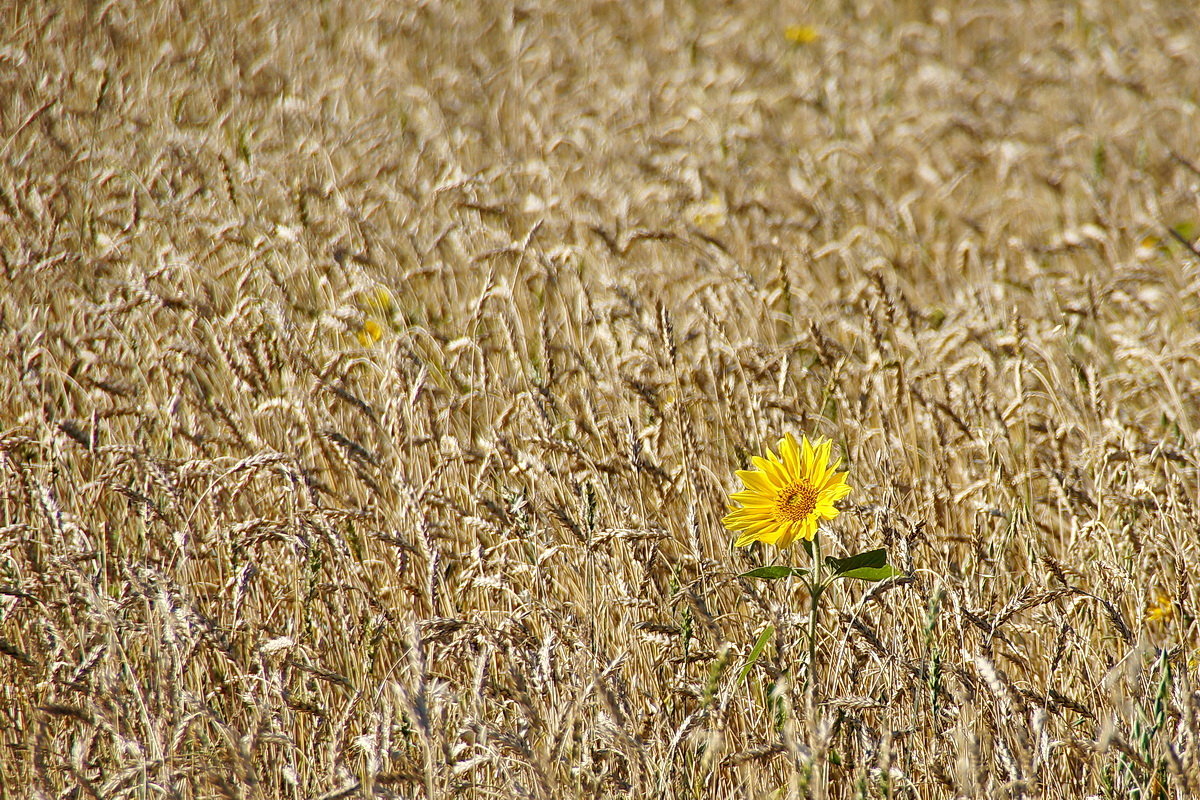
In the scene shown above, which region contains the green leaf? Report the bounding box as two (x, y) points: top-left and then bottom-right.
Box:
(837, 565), (900, 581)
(825, 548), (887, 573)
(737, 625), (774, 683)
(739, 566), (808, 580)
(825, 548), (900, 581)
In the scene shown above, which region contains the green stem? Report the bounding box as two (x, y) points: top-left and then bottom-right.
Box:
(805, 533), (825, 694)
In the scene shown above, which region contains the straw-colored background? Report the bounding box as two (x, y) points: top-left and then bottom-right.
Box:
(4, 1), (1200, 797)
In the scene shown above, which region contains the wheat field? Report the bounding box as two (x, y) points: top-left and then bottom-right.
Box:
(4, 0), (1200, 797)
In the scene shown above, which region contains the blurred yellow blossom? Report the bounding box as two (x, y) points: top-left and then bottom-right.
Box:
(349, 284), (395, 347)
(1146, 593), (1174, 624)
(784, 25), (820, 45)
(364, 285), (394, 316)
(356, 319), (383, 347)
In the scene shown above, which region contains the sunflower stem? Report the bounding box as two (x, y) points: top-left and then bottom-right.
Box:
(805, 532), (825, 694)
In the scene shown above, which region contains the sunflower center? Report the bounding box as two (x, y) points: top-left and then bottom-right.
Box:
(774, 481), (818, 522)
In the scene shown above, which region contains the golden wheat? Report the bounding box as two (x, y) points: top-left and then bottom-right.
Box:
(4, 0), (1200, 797)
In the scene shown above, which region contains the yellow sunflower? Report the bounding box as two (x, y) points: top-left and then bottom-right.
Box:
(723, 433), (851, 548)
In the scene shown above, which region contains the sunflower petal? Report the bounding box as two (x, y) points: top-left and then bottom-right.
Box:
(736, 469), (774, 492)
(824, 481), (852, 502)
(723, 509), (773, 526)
(734, 531), (758, 547)
(779, 433), (801, 477)
(801, 517), (820, 541)
(775, 524), (796, 549)
(800, 436), (816, 477)
(750, 455), (785, 484)
(816, 503), (841, 520)
(757, 525), (785, 546)
(819, 464), (845, 490)
(812, 438), (832, 475)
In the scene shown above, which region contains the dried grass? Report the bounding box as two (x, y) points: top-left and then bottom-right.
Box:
(4, 0), (1200, 797)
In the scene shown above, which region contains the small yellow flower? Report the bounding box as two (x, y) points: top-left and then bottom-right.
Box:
(784, 25), (820, 45)
(356, 319), (383, 347)
(364, 286), (394, 315)
(723, 434), (851, 548)
(1146, 593), (1174, 624)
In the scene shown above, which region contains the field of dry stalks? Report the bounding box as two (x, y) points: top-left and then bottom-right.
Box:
(4, 1), (1200, 797)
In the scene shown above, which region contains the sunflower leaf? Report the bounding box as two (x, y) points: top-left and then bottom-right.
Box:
(739, 566), (808, 580)
(737, 624), (774, 683)
(825, 547), (886, 572)
(836, 565), (900, 581)
(825, 548), (898, 581)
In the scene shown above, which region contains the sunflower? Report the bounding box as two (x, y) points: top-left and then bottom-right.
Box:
(723, 433), (851, 548)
